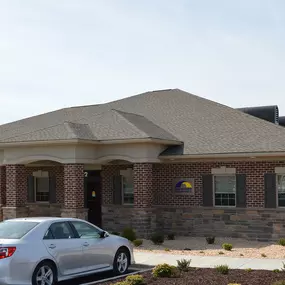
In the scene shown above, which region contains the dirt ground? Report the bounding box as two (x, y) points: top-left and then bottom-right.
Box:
(100, 268), (285, 285)
(133, 236), (285, 259)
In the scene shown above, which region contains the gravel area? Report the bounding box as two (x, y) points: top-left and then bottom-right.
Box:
(134, 237), (285, 259)
(99, 268), (285, 285)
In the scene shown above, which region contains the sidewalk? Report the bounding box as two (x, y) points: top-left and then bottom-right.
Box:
(134, 251), (285, 270)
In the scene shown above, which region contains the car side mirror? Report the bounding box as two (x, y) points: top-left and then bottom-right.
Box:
(100, 231), (109, 238)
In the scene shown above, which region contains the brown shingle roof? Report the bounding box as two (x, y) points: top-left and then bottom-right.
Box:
(1, 89), (285, 155)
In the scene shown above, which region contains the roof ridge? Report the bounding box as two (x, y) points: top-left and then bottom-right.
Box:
(0, 121), (77, 142)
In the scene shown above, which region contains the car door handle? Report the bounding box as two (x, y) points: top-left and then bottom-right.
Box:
(83, 242), (89, 247)
(49, 244), (56, 249)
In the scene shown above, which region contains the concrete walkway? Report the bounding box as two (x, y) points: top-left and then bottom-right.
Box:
(134, 251), (285, 270)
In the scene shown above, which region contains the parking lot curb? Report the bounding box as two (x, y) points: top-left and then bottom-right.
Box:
(80, 266), (154, 285)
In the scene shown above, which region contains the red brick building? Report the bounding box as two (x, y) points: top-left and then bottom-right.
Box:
(1, 89), (285, 241)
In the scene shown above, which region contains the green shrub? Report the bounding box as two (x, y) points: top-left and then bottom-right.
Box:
(273, 269), (281, 273)
(111, 231), (121, 236)
(261, 253), (267, 258)
(215, 265), (229, 275)
(113, 281), (129, 285)
(278, 238), (285, 246)
(222, 243), (233, 251)
(177, 259), (191, 272)
(125, 274), (145, 285)
(272, 281), (285, 285)
(245, 268), (252, 272)
(167, 233), (175, 240)
(219, 251), (224, 255)
(164, 248), (170, 252)
(240, 253), (244, 257)
(150, 233), (164, 245)
(152, 263), (177, 278)
(133, 239), (143, 247)
(122, 228), (136, 242)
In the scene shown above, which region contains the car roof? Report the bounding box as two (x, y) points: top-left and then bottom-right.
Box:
(4, 217), (82, 223)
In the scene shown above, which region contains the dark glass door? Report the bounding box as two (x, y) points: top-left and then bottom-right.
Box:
(84, 170), (102, 227)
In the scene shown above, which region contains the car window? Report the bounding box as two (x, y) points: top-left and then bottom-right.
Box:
(0, 221), (39, 239)
(46, 222), (75, 240)
(71, 221), (101, 239)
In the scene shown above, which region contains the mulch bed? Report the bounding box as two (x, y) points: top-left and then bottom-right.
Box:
(98, 268), (285, 285)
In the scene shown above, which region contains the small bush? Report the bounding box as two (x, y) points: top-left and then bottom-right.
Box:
(273, 281), (285, 285)
(200, 251), (204, 254)
(152, 264), (177, 278)
(125, 274), (145, 285)
(177, 259), (191, 272)
(245, 268), (252, 272)
(261, 253), (267, 258)
(206, 236), (215, 244)
(273, 269), (281, 273)
(164, 248), (170, 252)
(150, 233), (164, 245)
(222, 243), (233, 251)
(133, 239), (143, 247)
(122, 228), (136, 242)
(278, 238), (285, 246)
(167, 233), (175, 240)
(113, 281), (129, 285)
(111, 231), (121, 236)
(215, 265), (229, 275)
(219, 251), (224, 255)
(240, 253), (244, 257)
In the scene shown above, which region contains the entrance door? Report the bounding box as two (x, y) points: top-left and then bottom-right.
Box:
(84, 170), (102, 227)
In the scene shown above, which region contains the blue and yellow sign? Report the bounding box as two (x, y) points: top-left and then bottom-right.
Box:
(174, 178), (194, 194)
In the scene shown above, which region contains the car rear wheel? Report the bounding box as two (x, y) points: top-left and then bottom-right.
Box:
(32, 261), (56, 285)
(113, 248), (130, 275)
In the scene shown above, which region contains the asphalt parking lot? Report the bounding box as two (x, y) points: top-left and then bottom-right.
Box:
(60, 269), (139, 285)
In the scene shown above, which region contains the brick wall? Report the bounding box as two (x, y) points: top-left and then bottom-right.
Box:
(0, 166), (5, 205)
(63, 164), (84, 209)
(6, 165), (26, 207)
(153, 161), (285, 208)
(134, 163), (153, 208)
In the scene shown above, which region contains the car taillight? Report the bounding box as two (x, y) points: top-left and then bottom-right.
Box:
(0, 247), (16, 259)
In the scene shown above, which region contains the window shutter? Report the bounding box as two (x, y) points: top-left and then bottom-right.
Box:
(113, 175), (122, 205)
(49, 176), (57, 204)
(264, 173), (276, 208)
(236, 174), (246, 207)
(202, 175), (213, 206)
(27, 175), (35, 203)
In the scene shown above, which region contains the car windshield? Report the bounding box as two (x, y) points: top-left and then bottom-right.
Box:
(0, 221), (39, 239)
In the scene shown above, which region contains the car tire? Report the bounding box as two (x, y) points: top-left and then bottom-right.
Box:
(113, 248), (130, 275)
(32, 261), (57, 285)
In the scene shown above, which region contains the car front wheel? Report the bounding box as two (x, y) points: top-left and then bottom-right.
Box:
(32, 261), (56, 285)
(113, 248), (130, 275)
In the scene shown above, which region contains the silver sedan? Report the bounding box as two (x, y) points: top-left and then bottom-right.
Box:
(0, 217), (135, 285)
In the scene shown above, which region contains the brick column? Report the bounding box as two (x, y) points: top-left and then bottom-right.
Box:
(132, 163), (155, 237)
(2, 165), (28, 219)
(61, 164), (88, 220)
(0, 166), (6, 221)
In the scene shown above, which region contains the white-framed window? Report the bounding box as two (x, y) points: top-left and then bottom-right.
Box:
(214, 175), (236, 207)
(277, 174), (285, 207)
(120, 168), (134, 205)
(33, 171), (49, 202)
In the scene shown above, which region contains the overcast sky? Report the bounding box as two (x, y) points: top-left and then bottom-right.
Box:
(0, 0), (285, 124)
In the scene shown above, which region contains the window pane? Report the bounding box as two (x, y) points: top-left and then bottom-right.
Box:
(36, 177), (49, 202)
(215, 193), (235, 207)
(277, 175), (285, 193)
(122, 173), (134, 204)
(278, 193), (285, 207)
(214, 176), (236, 193)
(50, 222), (75, 239)
(71, 221), (101, 239)
(0, 221), (38, 239)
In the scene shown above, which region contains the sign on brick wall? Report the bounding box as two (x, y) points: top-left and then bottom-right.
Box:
(173, 178), (195, 194)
